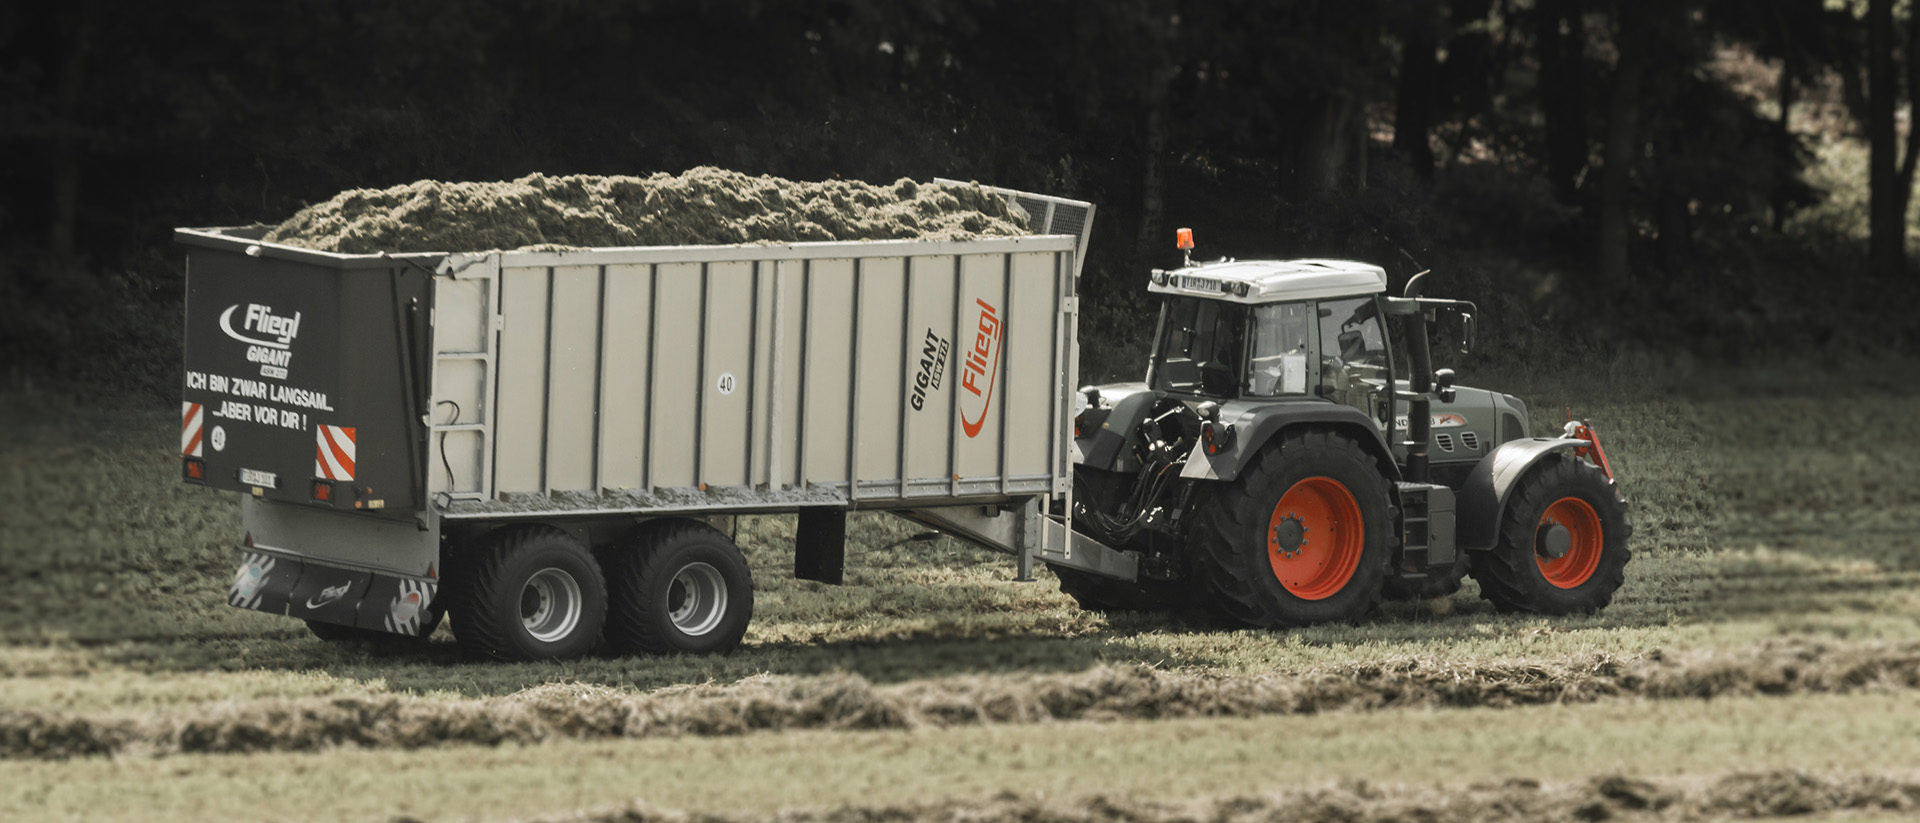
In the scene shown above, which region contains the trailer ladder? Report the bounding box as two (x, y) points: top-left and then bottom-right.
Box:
(427, 255), (504, 504)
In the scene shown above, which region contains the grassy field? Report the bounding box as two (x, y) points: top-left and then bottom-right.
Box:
(2, 358), (1918, 821)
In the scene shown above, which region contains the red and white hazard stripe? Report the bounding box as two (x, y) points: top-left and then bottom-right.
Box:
(181, 402), (204, 457)
(315, 425), (357, 481)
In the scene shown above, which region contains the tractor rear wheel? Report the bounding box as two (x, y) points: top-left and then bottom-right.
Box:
(1469, 455), (1631, 615)
(601, 519), (753, 655)
(1189, 429), (1392, 627)
(448, 524), (607, 661)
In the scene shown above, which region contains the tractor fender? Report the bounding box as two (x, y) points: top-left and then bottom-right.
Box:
(1077, 390), (1160, 473)
(1181, 401), (1398, 484)
(1456, 437), (1587, 551)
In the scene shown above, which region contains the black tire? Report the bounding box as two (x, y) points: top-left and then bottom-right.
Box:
(1468, 455), (1631, 615)
(602, 519), (753, 655)
(306, 610), (442, 643)
(448, 524), (607, 661)
(1188, 429), (1393, 628)
(1048, 564), (1189, 613)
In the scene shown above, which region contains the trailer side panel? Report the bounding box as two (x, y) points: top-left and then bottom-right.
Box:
(432, 238), (1077, 514)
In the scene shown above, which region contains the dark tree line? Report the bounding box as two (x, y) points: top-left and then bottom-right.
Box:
(3, 0), (1915, 391)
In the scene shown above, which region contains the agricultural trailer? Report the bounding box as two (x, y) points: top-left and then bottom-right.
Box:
(177, 184), (1629, 661)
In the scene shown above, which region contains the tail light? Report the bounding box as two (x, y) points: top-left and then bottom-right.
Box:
(1201, 420), (1235, 455)
(311, 480), (334, 502)
(182, 457), (206, 482)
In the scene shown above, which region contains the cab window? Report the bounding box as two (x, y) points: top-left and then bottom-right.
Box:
(1317, 296), (1391, 419)
(1244, 302), (1315, 397)
(1150, 297), (1245, 397)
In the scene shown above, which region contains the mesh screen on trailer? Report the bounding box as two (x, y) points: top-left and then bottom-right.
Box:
(937, 180), (1094, 278)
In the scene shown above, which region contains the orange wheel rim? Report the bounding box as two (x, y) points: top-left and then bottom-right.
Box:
(1267, 477), (1364, 600)
(1535, 497), (1603, 588)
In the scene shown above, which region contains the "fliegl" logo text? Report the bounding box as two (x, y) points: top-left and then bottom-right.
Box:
(958, 298), (1002, 438)
(220, 303), (302, 379)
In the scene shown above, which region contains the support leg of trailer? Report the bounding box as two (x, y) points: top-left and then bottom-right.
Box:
(795, 508), (846, 584)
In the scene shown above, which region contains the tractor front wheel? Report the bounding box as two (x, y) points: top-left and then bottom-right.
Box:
(1469, 455), (1631, 615)
(1189, 429), (1392, 627)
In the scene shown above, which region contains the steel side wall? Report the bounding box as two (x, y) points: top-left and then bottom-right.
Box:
(434, 238), (1076, 508)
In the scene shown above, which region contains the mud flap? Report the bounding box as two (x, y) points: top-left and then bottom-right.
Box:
(227, 549), (440, 637)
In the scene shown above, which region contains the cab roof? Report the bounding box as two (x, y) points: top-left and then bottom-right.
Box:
(1147, 258), (1387, 304)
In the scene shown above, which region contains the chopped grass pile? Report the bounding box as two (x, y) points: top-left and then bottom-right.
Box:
(539, 771), (1920, 823)
(262, 168), (1031, 253)
(6, 640), (1917, 759)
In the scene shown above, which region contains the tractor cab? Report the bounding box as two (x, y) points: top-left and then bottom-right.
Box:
(1143, 257), (1396, 430)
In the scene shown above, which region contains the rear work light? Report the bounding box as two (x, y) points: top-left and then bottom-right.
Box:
(311, 479), (333, 502)
(182, 457), (206, 482)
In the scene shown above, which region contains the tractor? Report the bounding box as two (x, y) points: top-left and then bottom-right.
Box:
(1059, 231), (1631, 626)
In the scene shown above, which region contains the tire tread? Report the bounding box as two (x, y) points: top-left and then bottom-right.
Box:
(1469, 456), (1632, 615)
(1188, 429), (1391, 628)
(603, 519), (752, 656)
(449, 524), (605, 660)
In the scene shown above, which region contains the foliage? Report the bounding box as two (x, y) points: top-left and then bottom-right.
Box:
(1, 0), (1911, 397)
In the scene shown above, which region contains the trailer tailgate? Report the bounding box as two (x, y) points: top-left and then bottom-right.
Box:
(178, 229), (434, 512)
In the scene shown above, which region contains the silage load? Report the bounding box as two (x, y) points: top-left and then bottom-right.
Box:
(262, 167), (1031, 254)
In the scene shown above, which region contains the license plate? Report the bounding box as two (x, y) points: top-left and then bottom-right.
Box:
(1174, 275), (1225, 293)
(239, 468), (279, 489)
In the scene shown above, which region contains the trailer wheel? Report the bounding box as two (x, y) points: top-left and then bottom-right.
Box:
(448, 524), (607, 661)
(1470, 455), (1631, 615)
(1189, 429), (1392, 628)
(602, 519), (753, 655)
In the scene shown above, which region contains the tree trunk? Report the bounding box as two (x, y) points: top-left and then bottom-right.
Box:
(1896, 8), (1920, 240)
(1536, 0), (1589, 205)
(1597, 2), (1647, 287)
(1444, 0), (1497, 122)
(1868, 0), (1904, 280)
(47, 7), (96, 263)
(1135, 66), (1173, 269)
(1281, 94), (1359, 200)
(1393, 2), (1440, 179)
(1772, 53), (1796, 233)
(1654, 131), (1693, 269)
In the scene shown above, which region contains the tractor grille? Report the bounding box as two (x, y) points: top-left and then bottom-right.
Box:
(1462, 432), (1480, 452)
(1435, 433), (1454, 453)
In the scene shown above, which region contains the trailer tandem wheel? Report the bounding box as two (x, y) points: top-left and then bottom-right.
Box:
(448, 524), (608, 661)
(601, 519), (754, 656)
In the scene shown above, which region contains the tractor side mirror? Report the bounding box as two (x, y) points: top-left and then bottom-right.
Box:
(1434, 368), (1457, 403)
